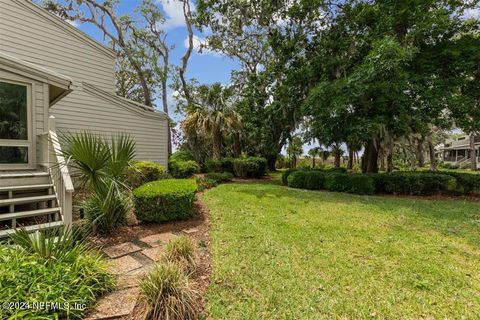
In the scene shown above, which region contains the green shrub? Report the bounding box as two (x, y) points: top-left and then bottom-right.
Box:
(282, 168), (298, 185)
(163, 236), (197, 274)
(170, 150), (195, 162)
(324, 167), (348, 174)
(169, 159), (199, 178)
(204, 159), (223, 173)
(220, 157), (235, 173)
(205, 172), (234, 183)
(195, 177), (218, 191)
(232, 157), (267, 178)
(372, 172), (456, 195)
(1, 229), (114, 319)
(287, 170), (326, 190)
(423, 171), (480, 195)
(124, 161), (165, 189)
(139, 261), (197, 320)
(133, 179), (197, 222)
(81, 182), (130, 234)
(325, 173), (375, 195)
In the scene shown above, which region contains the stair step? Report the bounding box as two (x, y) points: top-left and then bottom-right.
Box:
(0, 171), (49, 179)
(0, 184), (54, 192)
(0, 221), (64, 238)
(0, 194), (56, 207)
(0, 208), (61, 221)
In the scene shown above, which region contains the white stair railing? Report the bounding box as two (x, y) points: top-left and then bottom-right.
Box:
(39, 116), (74, 226)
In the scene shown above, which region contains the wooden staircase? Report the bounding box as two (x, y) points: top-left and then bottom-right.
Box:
(0, 171), (64, 237)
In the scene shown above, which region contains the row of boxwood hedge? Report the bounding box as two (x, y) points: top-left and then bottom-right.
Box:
(133, 179), (197, 222)
(285, 168), (480, 196)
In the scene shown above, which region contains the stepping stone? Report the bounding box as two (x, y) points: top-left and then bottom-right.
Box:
(139, 232), (177, 247)
(85, 287), (139, 320)
(129, 264), (155, 276)
(116, 275), (138, 290)
(141, 247), (163, 262)
(108, 255), (143, 275)
(183, 227), (199, 234)
(103, 242), (142, 258)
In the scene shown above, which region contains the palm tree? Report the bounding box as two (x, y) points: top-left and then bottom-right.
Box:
(308, 147), (321, 167)
(181, 83), (241, 160)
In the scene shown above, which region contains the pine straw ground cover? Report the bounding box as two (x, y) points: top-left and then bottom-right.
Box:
(203, 179), (480, 319)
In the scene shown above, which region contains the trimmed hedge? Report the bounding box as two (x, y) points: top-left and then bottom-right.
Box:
(125, 161), (165, 189)
(232, 157), (267, 178)
(425, 171), (480, 195)
(204, 172), (234, 183)
(169, 160), (199, 178)
(204, 157), (235, 173)
(133, 179), (197, 222)
(325, 173), (375, 195)
(287, 170), (326, 190)
(282, 167), (348, 185)
(372, 172), (456, 195)
(282, 168), (298, 185)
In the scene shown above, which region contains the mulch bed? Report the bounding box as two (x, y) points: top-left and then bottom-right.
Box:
(86, 192), (212, 319)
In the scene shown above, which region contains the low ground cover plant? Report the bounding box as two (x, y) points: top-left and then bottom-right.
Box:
(133, 179), (197, 222)
(232, 157), (267, 178)
(0, 228), (114, 319)
(124, 161), (165, 189)
(204, 172), (234, 183)
(169, 159), (200, 178)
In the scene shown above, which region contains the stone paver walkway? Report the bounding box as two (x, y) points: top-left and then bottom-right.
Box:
(86, 230), (194, 319)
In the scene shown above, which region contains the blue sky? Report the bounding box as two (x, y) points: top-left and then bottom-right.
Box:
(41, 0), (241, 121)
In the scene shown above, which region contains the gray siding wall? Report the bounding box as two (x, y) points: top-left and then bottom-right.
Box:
(51, 89), (169, 168)
(0, 0), (116, 92)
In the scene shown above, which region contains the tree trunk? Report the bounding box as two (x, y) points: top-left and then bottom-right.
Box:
(386, 135), (394, 172)
(417, 136), (425, 167)
(362, 139), (379, 174)
(312, 156), (316, 168)
(347, 147), (354, 170)
(470, 133), (477, 171)
(267, 155), (277, 171)
(233, 132), (241, 157)
(427, 139), (437, 170)
(334, 153), (341, 168)
(212, 127), (222, 160)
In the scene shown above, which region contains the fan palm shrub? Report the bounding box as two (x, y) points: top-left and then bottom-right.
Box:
(60, 132), (136, 233)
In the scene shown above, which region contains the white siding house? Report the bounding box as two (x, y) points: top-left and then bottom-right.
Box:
(0, 0), (169, 236)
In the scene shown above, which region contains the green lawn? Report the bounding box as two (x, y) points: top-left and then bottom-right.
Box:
(203, 180), (480, 319)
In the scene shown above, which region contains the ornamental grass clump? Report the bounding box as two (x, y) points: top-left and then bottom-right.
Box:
(139, 261), (198, 320)
(163, 236), (197, 274)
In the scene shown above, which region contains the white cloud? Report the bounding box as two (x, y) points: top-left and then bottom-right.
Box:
(157, 0), (188, 30)
(184, 34), (222, 56)
(66, 19), (79, 27)
(464, 7), (480, 19)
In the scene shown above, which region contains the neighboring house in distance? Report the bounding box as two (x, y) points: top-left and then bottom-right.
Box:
(435, 135), (480, 166)
(0, 0), (169, 236)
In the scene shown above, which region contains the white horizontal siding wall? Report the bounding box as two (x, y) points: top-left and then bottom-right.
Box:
(51, 89), (169, 168)
(0, 0), (116, 92)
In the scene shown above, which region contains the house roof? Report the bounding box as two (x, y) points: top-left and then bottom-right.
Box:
(82, 82), (169, 120)
(0, 51), (73, 105)
(14, 0), (116, 59)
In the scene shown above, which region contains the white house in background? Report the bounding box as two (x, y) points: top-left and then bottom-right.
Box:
(0, 0), (169, 236)
(435, 135), (480, 166)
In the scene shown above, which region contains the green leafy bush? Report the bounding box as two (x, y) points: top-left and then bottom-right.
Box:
(139, 261), (197, 320)
(287, 170), (326, 190)
(232, 157), (267, 178)
(124, 161), (165, 189)
(324, 173), (375, 195)
(204, 159), (223, 173)
(133, 179), (197, 222)
(1, 228), (114, 319)
(282, 168), (298, 185)
(170, 150), (195, 162)
(169, 159), (200, 178)
(163, 236), (197, 274)
(196, 177), (218, 191)
(372, 172), (456, 195)
(204, 172), (234, 183)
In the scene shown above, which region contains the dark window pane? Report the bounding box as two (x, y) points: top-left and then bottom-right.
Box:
(0, 146), (28, 164)
(0, 82), (28, 140)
